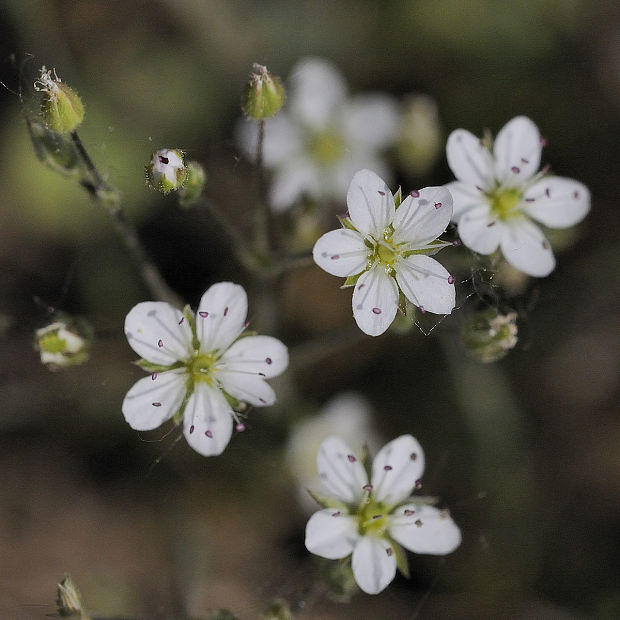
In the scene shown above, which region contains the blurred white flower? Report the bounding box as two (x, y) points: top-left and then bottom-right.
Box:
(446, 115), (590, 277)
(122, 282), (288, 456)
(236, 57), (398, 212)
(313, 169), (455, 336)
(286, 392), (381, 513)
(305, 435), (461, 595)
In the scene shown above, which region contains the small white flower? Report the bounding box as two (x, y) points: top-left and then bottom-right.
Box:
(146, 148), (187, 194)
(122, 282), (289, 456)
(313, 169), (456, 336)
(446, 116), (590, 277)
(236, 57), (399, 211)
(305, 435), (461, 595)
(286, 392), (382, 513)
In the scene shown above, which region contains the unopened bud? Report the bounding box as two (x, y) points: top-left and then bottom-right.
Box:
(34, 67), (84, 133)
(178, 160), (206, 208)
(242, 64), (285, 119)
(56, 574), (89, 618)
(396, 94), (441, 176)
(461, 308), (518, 363)
(146, 148), (187, 194)
(260, 598), (294, 620)
(36, 317), (92, 369)
(27, 119), (80, 175)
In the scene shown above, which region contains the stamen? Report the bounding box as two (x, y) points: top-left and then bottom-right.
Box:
(525, 197), (535, 202)
(362, 484), (373, 492)
(448, 275), (455, 284)
(158, 156), (169, 164)
(410, 452), (418, 461)
(151, 372), (158, 381)
(332, 511), (341, 517)
(545, 187), (551, 198)
(383, 465), (392, 471)
(372, 514), (383, 520)
(265, 357), (272, 364)
(178, 317), (184, 325)
(372, 307), (382, 315)
(236, 423), (246, 432)
(573, 190), (580, 199)
(157, 339), (163, 347)
(199, 311), (208, 318)
(347, 454), (357, 463)
(415, 519), (423, 527)
(205, 430), (213, 438)
(434, 202), (442, 209)
(386, 547), (393, 557)
(224, 307), (229, 316)
(410, 190), (420, 198)
(259, 398), (267, 404)
(189, 425), (195, 434)
(418, 306), (426, 314)
(542, 240), (550, 249)
(404, 509), (415, 516)
(415, 479), (422, 489)
(511, 166), (520, 174)
(487, 221), (496, 227)
(152, 402), (162, 407)
(378, 190), (385, 196)
(330, 254), (340, 260)
(521, 158), (529, 164)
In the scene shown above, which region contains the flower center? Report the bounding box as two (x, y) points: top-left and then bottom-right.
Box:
(188, 352), (218, 385)
(309, 129), (345, 164)
(39, 333), (68, 354)
(490, 188), (522, 220)
(357, 497), (389, 537)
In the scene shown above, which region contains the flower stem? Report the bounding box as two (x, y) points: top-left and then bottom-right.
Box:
(69, 131), (182, 307)
(253, 119), (272, 260)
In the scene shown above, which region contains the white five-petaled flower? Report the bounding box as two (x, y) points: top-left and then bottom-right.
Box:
(122, 282), (289, 456)
(305, 435), (461, 595)
(313, 169), (456, 336)
(236, 57), (399, 212)
(446, 115), (590, 277)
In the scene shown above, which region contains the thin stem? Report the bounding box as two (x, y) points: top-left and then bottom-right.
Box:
(70, 131), (182, 307)
(253, 119), (271, 259)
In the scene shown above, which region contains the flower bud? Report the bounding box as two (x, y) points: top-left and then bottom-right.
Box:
(27, 119), (80, 175)
(461, 308), (518, 363)
(34, 67), (84, 133)
(35, 317), (92, 369)
(396, 94), (441, 176)
(56, 574), (89, 618)
(178, 160), (206, 208)
(242, 63), (285, 119)
(259, 598), (294, 620)
(146, 148), (187, 194)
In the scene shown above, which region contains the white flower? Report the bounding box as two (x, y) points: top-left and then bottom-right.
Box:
(146, 148), (187, 194)
(285, 392), (382, 513)
(446, 116), (590, 277)
(313, 169), (456, 336)
(305, 435), (461, 595)
(122, 282), (289, 456)
(236, 57), (398, 212)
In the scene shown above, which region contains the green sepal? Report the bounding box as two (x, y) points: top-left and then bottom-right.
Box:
(172, 378), (194, 425)
(222, 390), (242, 410)
(135, 359), (183, 373)
(390, 539), (410, 579)
(359, 442), (372, 479)
(402, 239), (451, 257)
(182, 305), (199, 350)
(342, 271), (364, 288)
(398, 290), (408, 316)
(393, 186), (403, 208)
(306, 489), (348, 511)
(337, 215), (358, 232)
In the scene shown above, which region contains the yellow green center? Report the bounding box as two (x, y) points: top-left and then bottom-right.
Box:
(39, 333), (67, 354)
(377, 243), (396, 265)
(357, 498), (389, 537)
(490, 188), (522, 220)
(189, 352), (218, 385)
(309, 129), (345, 164)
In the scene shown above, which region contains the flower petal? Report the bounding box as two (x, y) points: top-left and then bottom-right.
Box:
(371, 435), (425, 506)
(389, 504), (461, 555)
(522, 176), (590, 228)
(121, 370), (186, 431)
(183, 383), (234, 456)
(220, 335), (289, 378)
(313, 229), (368, 277)
(269, 158), (321, 212)
(317, 436), (369, 504)
(341, 94), (399, 149)
(346, 169), (395, 238)
(351, 536), (396, 595)
(352, 266), (399, 337)
(196, 282), (248, 353)
(392, 186), (453, 247)
(493, 116), (541, 184)
(290, 57), (347, 129)
(124, 302), (193, 365)
(305, 508), (359, 559)
(445, 181), (487, 222)
(396, 255), (455, 315)
(218, 372), (276, 407)
(500, 218), (555, 277)
(446, 128), (494, 190)
(457, 204), (503, 255)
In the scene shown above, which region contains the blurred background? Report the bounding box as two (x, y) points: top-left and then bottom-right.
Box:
(0, 1), (619, 618)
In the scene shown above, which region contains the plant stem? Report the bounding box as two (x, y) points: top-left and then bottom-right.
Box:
(70, 131), (182, 307)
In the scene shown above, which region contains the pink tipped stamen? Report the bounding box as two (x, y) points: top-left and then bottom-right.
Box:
(415, 478), (423, 489)
(378, 190), (385, 196)
(205, 430), (213, 438)
(404, 509), (415, 516)
(363, 484), (373, 492)
(410, 452), (418, 461)
(383, 465), (393, 471)
(448, 275), (455, 284)
(332, 511), (341, 517)
(224, 307), (229, 316)
(236, 423), (246, 432)
(158, 155), (169, 164)
(415, 519), (423, 527)
(511, 166), (520, 174)
(265, 357), (272, 365)
(189, 425), (195, 434)
(372, 307), (382, 315)
(347, 454), (357, 463)
(157, 339), (163, 348)
(151, 372), (158, 380)
(199, 311), (208, 318)
(410, 189), (420, 198)
(152, 402), (162, 407)
(434, 202), (442, 209)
